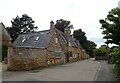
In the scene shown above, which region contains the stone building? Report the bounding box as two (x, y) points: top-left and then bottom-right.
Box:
(0, 23), (11, 62)
(7, 21), (89, 70)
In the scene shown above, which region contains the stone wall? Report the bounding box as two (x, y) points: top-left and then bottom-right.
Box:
(95, 55), (108, 60)
(46, 32), (64, 66)
(68, 46), (78, 62)
(7, 47), (47, 70)
(77, 48), (82, 60)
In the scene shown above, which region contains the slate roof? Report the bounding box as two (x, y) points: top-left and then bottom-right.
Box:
(13, 30), (52, 48)
(13, 27), (83, 49)
(56, 29), (82, 48)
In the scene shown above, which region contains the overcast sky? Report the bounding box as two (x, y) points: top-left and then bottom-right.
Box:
(0, 0), (119, 47)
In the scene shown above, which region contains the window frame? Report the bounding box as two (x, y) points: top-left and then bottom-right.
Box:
(54, 51), (62, 59)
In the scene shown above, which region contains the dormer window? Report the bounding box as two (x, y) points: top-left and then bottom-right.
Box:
(22, 38), (26, 42)
(36, 36), (39, 40)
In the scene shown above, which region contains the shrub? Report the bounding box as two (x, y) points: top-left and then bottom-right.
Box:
(93, 48), (107, 56)
(111, 47), (120, 76)
(114, 63), (120, 76)
(110, 48), (120, 64)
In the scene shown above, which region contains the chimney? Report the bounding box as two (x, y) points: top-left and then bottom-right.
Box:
(64, 27), (71, 36)
(50, 20), (55, 29)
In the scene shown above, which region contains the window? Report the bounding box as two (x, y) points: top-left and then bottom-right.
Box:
(22, 36), (26, 43)
(36, 36), (39, 40)
(74, 54), (77, 58)
(69, 42), (71, 46)
(54, 51), (61, 58)
(55, 38), (58, 43)
(72, 54), (74, 58)
(22, 38), (26, 42)
(72, 53), (77, 58)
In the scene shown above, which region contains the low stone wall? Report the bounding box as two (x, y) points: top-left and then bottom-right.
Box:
(95, 56), (108, 60)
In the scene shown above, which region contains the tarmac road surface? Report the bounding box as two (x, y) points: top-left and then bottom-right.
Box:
(2, 58), (117, 81)
(2, 58), (100, 81)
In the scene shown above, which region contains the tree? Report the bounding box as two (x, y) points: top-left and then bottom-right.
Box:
(55, 19), (73, 33)
(93, 48), (106, 57)
(73, 29), (97, 57)
(93, 45), (108, 57)
(55, 19), (97, 56)
(99, 7), (120, 45)
(87, 40), (97, 56)
(99, 7), (120, 75)
(111, 46), (120, 76)
(73, 29), (87, 50)
(6, 14), (38, 42)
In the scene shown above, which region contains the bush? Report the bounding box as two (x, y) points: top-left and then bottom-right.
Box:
(110, 48), (120, 64)
(114, 63), (120, 76)
(93, 48), (107, 56)
(111, 47), (120, 77)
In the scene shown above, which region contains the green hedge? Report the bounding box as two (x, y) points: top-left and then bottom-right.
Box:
(110, 48), (120, 64)
(111, 47), (120, 76)
(93, 48), (107, 56)
(114, 63), (120, 76)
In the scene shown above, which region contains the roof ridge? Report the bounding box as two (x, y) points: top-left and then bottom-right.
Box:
(38, 29), (50, 32)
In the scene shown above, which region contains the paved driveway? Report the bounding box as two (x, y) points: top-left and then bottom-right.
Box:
(2, 58), (100, 81)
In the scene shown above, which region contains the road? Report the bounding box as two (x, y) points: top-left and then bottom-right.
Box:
(2, 58), (100, 81)
(95, 60), (117, 81)
(1, 58), (117, 81)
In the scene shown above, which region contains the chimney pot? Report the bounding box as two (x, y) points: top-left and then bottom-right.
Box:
(50, 20), (55, 29)
(50, 20), (54, 24)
